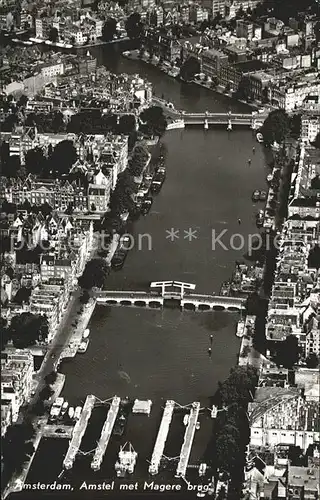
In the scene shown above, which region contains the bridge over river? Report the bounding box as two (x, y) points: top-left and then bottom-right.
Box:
(152, 97), (267, 130)
(94, 281), (245, 312)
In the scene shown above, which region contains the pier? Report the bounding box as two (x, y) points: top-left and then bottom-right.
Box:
(63, 395), (96, 470)
(176, 402), (200, 478)
(149, 400), (175, 475)
(91, 396), (121, 471)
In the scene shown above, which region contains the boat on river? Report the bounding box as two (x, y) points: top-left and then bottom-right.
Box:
(115, 442), (137, 477)
(151, 175), (165, 193)
(256, 210), (264, 228)
(220, 281), (231, 296)
(111, 248), (128, 269)
(82, 328), (90, 339)
(256, 132), (263, 143)
(252, 190), (260, 202)
(114, 397), (132, 436)
(141, 196), (153, 215)
(78, 338), (89, 353)
(267, 173), (273, 183)
(236, 319), (246, 337)
(259, 190), (267, 202)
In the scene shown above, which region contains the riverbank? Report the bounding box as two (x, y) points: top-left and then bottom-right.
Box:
(28, 37), (129, 50)
(122, 49), (259, 111)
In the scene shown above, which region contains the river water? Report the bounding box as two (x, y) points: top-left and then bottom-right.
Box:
(23, 47), (269, 494)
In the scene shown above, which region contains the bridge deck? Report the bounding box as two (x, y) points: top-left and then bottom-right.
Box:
(63, 395), (96, 470)
(149, 400), (175, 475)
(176, 402), (200, 477)
(91, 396), (121, 471)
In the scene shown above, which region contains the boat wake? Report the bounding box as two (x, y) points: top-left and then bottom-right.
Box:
(118, 371), (131, 384)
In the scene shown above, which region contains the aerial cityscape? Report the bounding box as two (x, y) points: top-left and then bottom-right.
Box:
(0, 0), (319, 499)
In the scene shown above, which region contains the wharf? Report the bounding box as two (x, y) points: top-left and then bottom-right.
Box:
(63, 395), (96, 470)
(149, 400), (175, 475)
(59, 300), (96, 361)
(43, 424), (73, 439)
(91, 396), (121, 471)
(175, 402), (200, 478)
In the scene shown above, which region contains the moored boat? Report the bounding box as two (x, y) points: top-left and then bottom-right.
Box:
(266, 173), (273, 183)
(74, 406), (82, 420)
(68, 407), (74, 419)
(60, 401), (69, 417)
(259, 190), (267, 202)
(256, 210), (264, 227)
(82, 328), (90, 339)
(113, 398), (132, 437)
(78, 338), (89, 353)
(220, 281), (231, 296)
(141, 196), (153, 215)
(115, 442), (137, 477)
(252, 190), (261, 202)
(236, 319), (246, 337)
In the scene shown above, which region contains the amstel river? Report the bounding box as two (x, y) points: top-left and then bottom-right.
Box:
(21, 47), (269, 496)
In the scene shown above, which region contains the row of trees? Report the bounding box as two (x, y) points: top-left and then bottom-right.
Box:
(2, 421), (36, 477)
(1, 139), (77, 179)
(78, 258), (110, 290)
(1, 313), (49, 349)
(212, 366), (258, 498)
(106, 142), (149, 220)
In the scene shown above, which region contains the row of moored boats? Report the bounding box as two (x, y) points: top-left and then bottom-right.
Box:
(111, 162), (166, 270)
(49, 397), (83, 423)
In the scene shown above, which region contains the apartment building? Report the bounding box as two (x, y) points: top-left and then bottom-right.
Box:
(1, 349), (34, 426)
(288, 146), (320, 219)
(201, 48), (228, 79)
(35, 17), (50, 39)
(301, 113), (320, 144)
(236, 20), (262, 41)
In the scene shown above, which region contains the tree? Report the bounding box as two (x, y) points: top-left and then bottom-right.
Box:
(8, 313), (49, 348)
(14, 287), (31, 305)
(306, 353), (319, 368)
(261, 109), (290, 146)
(0, 317), (8, 350)
(117, 114), (136, 135)
(275, 334), (300, 368)
(2, 422), (36, 475)
(16, 166), (28, 179)
(215, 433), (239, 472)
(17, 95), (28, 108)
(218, 365), (258, 407)
(25, 147), (47, 176)
(80, 289), (90, 304)
(140, 106), (167, 137)
(289, 113), (302, 138)
(180, 56), (200, 81)
(312, 132), (320, 149)
(44, 371), (58, 386)
(237, 76), (252, 101)
(48, 26), (58, 43)
(49, 140), (77, 175)
(78, 258), (110, 289)
(125, 13), (143, 39)
(39, 386), (54, 401)
(102, 18), (117, 41)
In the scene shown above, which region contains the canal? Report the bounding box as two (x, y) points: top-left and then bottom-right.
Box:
(23, 47), (269, 493)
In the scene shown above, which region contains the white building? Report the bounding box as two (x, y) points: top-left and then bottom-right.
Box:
(1, 349), (34, 425)
(40, 61), (64, 78)
(301, 113), (320, 143)
(284, 80), (320, 112)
